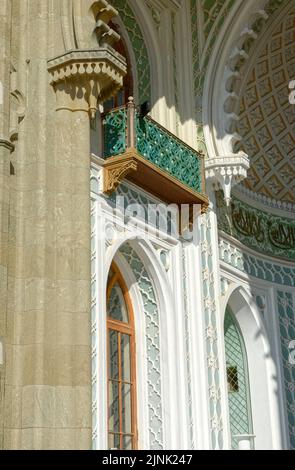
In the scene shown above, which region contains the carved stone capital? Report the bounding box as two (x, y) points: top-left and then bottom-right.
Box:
(205, 152), (250, 206)
(48, 49), (126, 118)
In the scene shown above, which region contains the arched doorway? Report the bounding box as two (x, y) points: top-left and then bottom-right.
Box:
(224, 307), (253, 449)
(107, 262), (138, 450)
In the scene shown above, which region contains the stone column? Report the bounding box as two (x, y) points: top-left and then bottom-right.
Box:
(3, 6), (126, 448)
(43, 49), (125, 449)
(0, 0), (12, 449)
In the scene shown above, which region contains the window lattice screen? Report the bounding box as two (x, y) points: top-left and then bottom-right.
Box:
(224, 309), (253, 449)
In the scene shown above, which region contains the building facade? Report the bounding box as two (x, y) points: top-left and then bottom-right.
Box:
(0, 0), (294, 450)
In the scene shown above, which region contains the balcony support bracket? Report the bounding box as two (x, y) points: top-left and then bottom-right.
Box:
(103, 149), (138, 194)
(103, 148), (209, 214)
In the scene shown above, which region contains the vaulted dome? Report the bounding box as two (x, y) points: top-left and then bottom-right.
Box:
(236, 6), (295, 204)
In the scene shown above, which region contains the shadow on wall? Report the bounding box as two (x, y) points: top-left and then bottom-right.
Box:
(224, 286), (290, 449)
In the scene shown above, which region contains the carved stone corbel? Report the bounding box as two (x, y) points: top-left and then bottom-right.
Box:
(47, 49), (126, 118)
(205, 152), (250, 206)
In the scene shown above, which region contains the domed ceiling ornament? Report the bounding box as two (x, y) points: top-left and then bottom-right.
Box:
(236, 6), (295, 206)
(202, 0), (293, 210)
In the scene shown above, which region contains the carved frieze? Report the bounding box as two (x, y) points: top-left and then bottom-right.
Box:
(217, 192), (295, 260)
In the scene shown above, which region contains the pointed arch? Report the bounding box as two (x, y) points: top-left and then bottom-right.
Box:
(106, 261), (138, 450)
(221, 284), (286, 449)
(92, 235), (180, 450)
(224, 306), (253, 449)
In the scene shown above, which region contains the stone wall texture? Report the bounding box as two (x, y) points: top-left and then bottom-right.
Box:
(0, 0), (126, 450)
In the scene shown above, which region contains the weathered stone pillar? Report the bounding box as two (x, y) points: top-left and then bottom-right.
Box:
(2, 0), (126, 449)
(43, 49), (125, 449)
(0, 0), (12, 449)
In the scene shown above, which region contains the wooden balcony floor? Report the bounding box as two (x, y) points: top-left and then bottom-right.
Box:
(103, 148), (209, 213)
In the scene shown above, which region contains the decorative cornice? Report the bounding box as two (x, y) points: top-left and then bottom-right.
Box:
(48, 49), (127, 118)
(205, 152), (250, 205)
(217, 192), (295, 261)
(234, 183), (295, 218)
(219, 234), (295, 287)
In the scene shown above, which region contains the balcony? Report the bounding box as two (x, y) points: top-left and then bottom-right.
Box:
(101, 98), (208, 212)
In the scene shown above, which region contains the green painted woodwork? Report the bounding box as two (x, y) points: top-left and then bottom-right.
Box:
(103, 107), (127, 157)
(103, 107), (203, 193)
(136, 116), (202, 192)
(224, 308), (253, 449)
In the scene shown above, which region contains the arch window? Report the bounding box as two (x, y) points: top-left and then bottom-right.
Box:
(107, 263), (138, 450)
(224, 307), (254, 449)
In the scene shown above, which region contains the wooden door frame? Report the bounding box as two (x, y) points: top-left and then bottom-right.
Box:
(107, 262), (138, 450)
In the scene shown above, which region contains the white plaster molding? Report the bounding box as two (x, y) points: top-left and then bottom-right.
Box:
(130, 0), (164, 123)
(92, 177), (216, 449)
(219, 231), (295, 268)
(220, 284), (283, 449)
(114, 253), (150, 450)
(92, 181), (187, 448)
(219, 271), (291, 450)
(203, 0), (272, 159)
(205, 152), (250, 205)
(173, 1), (198, 149)
(203, 0), (294, 210)
(234, 185), (295, 219)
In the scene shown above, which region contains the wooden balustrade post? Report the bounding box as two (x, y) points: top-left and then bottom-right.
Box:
(127, 96), (136, 149)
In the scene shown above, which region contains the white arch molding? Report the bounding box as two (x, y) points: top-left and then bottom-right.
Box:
(221, 284), (286, 449)
(126, 0), (176, 127)
(95, 234), (180, 450)
(202, 0), (291, 204)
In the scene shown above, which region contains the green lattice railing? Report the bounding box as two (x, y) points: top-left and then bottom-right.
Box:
(102, 102), (204, 193)
(103, 106), (127, 157)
